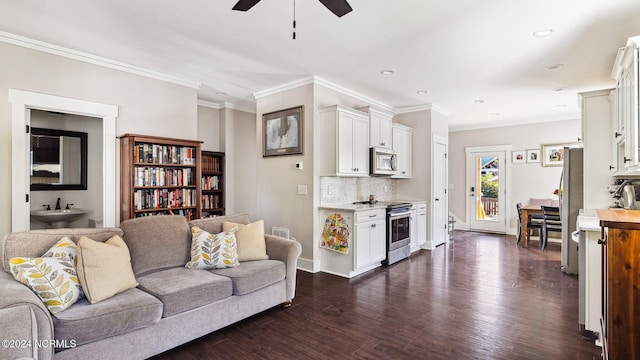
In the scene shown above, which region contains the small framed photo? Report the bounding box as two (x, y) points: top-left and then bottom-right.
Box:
(263, 106), (303, 157)
(527, 149), (541, 163)
(512, 150), (526, 163)
(542, 142), (580, 167)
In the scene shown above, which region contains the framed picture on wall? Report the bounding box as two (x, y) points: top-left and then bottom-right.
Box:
(526, 149), (541, 163)
(262, 106), (303, 157)
(512, 150), (526, 163)
(541, 142), (580, 167)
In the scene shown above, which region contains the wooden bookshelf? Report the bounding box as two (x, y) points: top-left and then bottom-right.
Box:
(119, 134), (202, 221)
(201, 151), (225, 217)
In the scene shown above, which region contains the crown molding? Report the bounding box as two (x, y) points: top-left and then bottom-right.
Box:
(312, 76), (396, 114)
(0, 31), (201, 89)
(253, 76), (316, 99)
(197, 99), (255, 114)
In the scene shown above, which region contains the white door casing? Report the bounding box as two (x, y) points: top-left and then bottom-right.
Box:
(465, 145), (511, 234)
(428, 134), (448, 249)
(10, 89), (118, 232)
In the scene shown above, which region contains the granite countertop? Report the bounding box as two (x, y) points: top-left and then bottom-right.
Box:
(319, 199), (427, 212)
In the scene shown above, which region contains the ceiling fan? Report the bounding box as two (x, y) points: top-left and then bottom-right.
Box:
(232, 0), (353, 17)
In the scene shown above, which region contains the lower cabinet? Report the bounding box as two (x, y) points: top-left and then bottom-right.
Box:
(355, 209), (386, 269)
(319, 208), (386, 278)
(597, 209), (640, 359)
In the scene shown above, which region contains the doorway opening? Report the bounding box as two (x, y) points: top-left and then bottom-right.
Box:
(10, 89), (118, 232)
(465, 145), (511, 234)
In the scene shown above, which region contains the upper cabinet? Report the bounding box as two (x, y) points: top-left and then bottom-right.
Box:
(392, 124), (412, 178)
(319, 105), (370, 177)
(612, 36), (640, 174)
(358, 106), (393, 149)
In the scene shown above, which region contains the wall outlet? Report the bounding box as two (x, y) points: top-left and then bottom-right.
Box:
(297, 184), (308, 195)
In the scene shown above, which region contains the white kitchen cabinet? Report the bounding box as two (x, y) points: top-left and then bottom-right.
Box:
(612, 36), (640, 174)
(319, 208), (386, 278)
(409, 204), (418, 252)
(319, 105), (369, 177)
(416, 202), (427, 248)
(359, 106), (393, 149)
(392, 124), (412, 178)
(355, 209), (386, 269)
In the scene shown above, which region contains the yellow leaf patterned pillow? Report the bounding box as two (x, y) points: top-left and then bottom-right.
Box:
(41, 236), (77, 262)
(186, 226), (239, 269)
(9, 257), (82, 314)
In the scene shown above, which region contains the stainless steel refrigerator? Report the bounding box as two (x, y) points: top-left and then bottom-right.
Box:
(560, 147), (583, 275)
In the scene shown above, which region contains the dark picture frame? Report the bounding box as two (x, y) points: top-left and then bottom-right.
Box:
(263, 106), (303, 157)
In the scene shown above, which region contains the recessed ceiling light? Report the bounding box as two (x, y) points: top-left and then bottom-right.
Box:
(533, 28), (554, 37)
(546, 64), (564, 70)
(551, 87), (566, 92)
(417, 90), (428, 95)
(216, 92), (227, 96)
(474, 99), (485, 104)
(491, 112), (500, 116)
(380, 69), (395, 75)
(556, 104), (568, 107)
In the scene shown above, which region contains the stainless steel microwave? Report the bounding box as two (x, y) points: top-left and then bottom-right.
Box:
(370, 147), (396, 176)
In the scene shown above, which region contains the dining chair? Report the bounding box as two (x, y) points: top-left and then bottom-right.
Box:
(540, 206), (562, 250)
(516, 203), (542, 246)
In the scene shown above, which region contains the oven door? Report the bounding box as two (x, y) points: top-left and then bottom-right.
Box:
(388, 210), (411, 251)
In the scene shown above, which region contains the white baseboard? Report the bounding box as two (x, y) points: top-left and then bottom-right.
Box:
(296, 257), (319, 273)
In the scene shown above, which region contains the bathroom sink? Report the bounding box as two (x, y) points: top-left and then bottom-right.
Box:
(30, 208), (87, 228)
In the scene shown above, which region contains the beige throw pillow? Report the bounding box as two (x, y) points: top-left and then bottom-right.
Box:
(76, 235), (138, 304)
(222, 220), (268, 262)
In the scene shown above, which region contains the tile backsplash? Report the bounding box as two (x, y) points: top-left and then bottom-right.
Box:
(320, 176), (397, 206)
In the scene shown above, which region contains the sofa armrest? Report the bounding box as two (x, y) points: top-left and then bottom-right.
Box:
(0, 271), (54, 360)
(264, 235), (302, 302)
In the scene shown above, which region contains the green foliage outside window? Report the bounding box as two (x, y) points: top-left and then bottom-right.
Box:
(481, 172), (499, 199)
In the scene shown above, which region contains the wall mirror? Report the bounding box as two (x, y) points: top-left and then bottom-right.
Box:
(31, 127), (88, 191)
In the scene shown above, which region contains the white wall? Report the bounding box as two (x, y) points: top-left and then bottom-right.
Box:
(1, 41), (198, 236)
(197, 105), (220, 151)
(448, 118), (581, 233)
(223, 108), (257, 218)
(255, 85), (315, 262)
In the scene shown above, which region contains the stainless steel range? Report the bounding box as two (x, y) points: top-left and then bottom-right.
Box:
(381, 202), (412, 265)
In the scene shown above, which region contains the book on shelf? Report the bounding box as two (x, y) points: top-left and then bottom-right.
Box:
(134, 144), (196, 165)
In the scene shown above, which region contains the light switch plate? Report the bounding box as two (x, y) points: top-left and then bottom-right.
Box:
(297, 185), (308, 195)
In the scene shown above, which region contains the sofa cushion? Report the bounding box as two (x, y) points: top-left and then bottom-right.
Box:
(222, 220), (269, 262)
(189, 213), (251, 235)
(137, 267), (232, 317)
(120, 215), (191, 276)
(52, 287), (162, 347)
(186, 226), (239, 269)
(2, 228), (124, 273)
(9, 257), (82, 314)
(76, 235), (138, 304)
(0, 305), (38, 359)
(211, 260), (285, 295)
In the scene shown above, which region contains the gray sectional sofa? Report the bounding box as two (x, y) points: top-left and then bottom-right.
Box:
(0, 214), (301, 360)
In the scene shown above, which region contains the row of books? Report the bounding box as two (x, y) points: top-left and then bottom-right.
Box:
(135, 167), (195, 187)
(134, 209), (194, 221)
(202, 155), (222, 173)
(133, 188), (197, 210)
(201, 194), (222, 210)
(134, 143), (196, 165)
(201, 176), (220, 190)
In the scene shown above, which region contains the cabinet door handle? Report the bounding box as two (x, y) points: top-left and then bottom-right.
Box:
(371, 224), (376, 228)
(615, 131), (622, 138)
(597, 239), (607, 245)
(380, 142), (385, 146)
(624, 157), (632, 163)
(369, 215), (377, 218)
(609, 165), (615, 170)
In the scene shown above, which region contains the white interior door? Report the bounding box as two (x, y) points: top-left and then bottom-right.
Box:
(466, 147), (508, 233)
(432, 141), (447, 246)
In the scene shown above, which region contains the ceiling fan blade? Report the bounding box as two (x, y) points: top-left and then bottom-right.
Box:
(318, 0), (353, 17)
(232, 0), (262, 12)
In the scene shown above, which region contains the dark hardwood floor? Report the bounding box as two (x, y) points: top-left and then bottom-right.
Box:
(152, 231), (602, 360)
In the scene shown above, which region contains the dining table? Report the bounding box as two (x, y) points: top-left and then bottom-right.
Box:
(520, 204), (543, 248)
